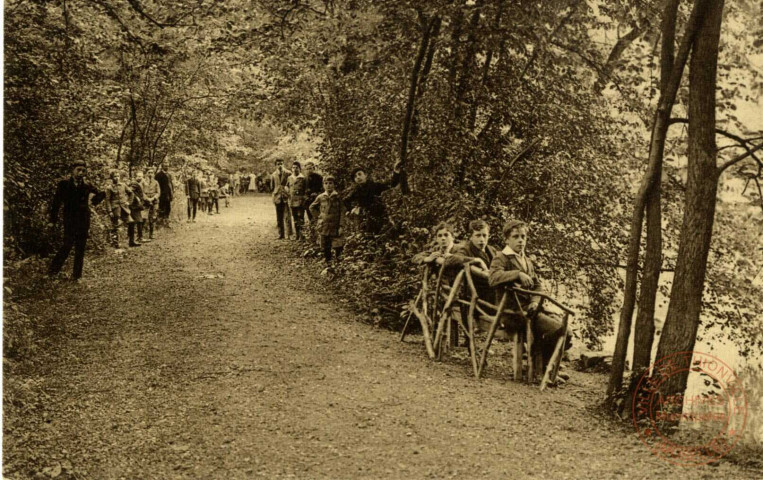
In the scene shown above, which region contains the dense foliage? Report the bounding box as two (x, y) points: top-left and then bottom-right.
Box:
(4, 0), (762, 355)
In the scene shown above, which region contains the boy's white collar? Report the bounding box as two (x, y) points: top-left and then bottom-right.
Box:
(502, 246), (524, 257)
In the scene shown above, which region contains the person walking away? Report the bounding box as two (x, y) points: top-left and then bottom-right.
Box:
(240, 172), (249, 194)
(208, 174), (220, 215)
(199, 172), (209, 213)
(221, 181), (231, 207)
(344, 161), (403, 234)
(286, 161), (308, 240)
(309, 175), (346, 264)
(249, 172), (257, 193)
(47, 160), (106, 280)
(231, 172), (239, 197)
(154, 164), (173, 227)
(128, 171), (147, 245)
(104, 169), (132, 248)
(304, 161), (324, 223)
(141, 167), (161, 241)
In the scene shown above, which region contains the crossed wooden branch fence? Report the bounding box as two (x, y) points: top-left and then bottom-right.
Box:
(400, 261), (574, 391)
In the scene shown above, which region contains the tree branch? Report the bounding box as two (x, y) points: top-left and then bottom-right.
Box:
(720, 142), (763, 172)
(517, 0), (582, 83)
(92, 0), (146, 49)
(668, 118), (763, 170)
(125, 0), (170, 28)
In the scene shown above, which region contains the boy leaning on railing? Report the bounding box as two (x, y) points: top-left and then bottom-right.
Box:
(488, 219), (573, 367)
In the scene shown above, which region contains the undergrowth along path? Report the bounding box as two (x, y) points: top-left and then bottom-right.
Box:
(4, 194), (760, 479)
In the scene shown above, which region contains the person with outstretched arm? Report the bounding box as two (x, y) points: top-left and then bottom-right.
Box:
(343, 160), (403, 234)
(48, 160), (105, 280)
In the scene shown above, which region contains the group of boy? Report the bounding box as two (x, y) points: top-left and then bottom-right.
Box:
(48, 161), (174, 281)
(183, 169), (226, 222)
(270, 158), (404, 263)
(103, 167), (165, 248)
(414, 219), (573, 374)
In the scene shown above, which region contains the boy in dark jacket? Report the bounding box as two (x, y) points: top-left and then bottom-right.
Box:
(304, 161), (323, 223)
(444, 219), (497, 300)
(309, 176), (346, 263)
(343, 161), (402, 234)
(488, 219), (572, 366)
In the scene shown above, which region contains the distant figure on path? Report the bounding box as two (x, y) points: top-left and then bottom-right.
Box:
(231, 172), (240, 197)
(128, 171), (147, 245)
(208, 173), (220, 215)
(155, 164), (173, 226)
(248, 172), (258, 193)
(185, 169), (201, 222)
(47, 160), (105, 280)
(141, 167), (160, 241)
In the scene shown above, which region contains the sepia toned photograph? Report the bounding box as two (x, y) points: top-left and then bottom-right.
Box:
(3, 0), (762, 478)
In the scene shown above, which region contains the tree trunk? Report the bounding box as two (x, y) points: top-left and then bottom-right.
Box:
(654, 0), (724, 405)
(607, 0), (707, 399)
(629, 0), (679, 385)
(416, 16), (441, 101)
(400, 16), (437, 194)
(454, 3), (482, 187)
(467, 2), (503, 131)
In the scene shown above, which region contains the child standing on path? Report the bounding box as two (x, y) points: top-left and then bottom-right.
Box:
(309, 175), (345, 263)
(286, 161), (307, 240)
(141, 167), (161, 241)
(128, 171), (147, 245)
(105, 169), (132, 248)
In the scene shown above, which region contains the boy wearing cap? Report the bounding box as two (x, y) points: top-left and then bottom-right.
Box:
(48, 160), (105, 280)
(343, 161), (402, 234)
(489, 219), (572, 367)
(309, 175), (346, 263)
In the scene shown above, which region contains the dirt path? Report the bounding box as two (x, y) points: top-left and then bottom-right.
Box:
(4, 195), (761, 479)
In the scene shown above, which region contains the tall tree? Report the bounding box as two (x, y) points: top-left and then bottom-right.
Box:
(607, 0), (708, 398)
(652, 0), (725, 401)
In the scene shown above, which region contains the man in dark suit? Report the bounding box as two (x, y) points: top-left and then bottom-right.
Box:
(155, 163), (173, 225)
(48, 160), (105, 280)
